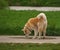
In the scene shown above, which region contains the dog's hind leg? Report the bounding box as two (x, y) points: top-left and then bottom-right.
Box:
(38, 25), (43, 39)
(43, 24), (47, 39)
(43, 30), (46, 39)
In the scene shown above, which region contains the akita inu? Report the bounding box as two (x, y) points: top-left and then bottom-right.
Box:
(22, 13), (47, 39)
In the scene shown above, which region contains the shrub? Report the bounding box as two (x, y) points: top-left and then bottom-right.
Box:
(8, 0), (60, 7)
(0, 0), (8, 9)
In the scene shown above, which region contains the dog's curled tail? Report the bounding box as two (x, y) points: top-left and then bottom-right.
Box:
(37, 13), (47, 20)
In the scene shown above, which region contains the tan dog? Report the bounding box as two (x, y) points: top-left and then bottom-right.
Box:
(22, 13), (47, 39)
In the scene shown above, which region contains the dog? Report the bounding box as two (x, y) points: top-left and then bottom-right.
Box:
(22, 13), (47, 39)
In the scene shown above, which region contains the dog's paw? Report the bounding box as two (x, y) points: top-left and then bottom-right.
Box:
(42, 36), (46, 39)
(32, 37), (37, 39)
(38, 37), (41, 39)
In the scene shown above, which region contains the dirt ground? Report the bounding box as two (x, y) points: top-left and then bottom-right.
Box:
(0, 35), (60, 43)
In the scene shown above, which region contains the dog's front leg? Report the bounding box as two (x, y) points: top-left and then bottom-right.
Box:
(32, 30), (38, 39)
(38, 32), (42, 39)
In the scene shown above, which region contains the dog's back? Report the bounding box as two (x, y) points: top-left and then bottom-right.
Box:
(28, 17), (39, 25)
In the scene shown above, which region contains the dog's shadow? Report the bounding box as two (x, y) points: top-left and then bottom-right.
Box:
(9, 36), (56, 40)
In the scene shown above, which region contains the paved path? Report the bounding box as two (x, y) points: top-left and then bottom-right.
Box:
(10, 6), (60, 11)
(0, 36), (60, 44)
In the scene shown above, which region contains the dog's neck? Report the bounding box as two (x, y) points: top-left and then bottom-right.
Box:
(24, 25), (32, 32)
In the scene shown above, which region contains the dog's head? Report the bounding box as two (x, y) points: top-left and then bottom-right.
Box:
(22, 27), (31, 38)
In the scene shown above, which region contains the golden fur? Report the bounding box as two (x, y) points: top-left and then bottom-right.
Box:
(22, 13), (47, 39)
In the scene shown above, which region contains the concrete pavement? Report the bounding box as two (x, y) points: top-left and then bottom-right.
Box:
(0, 35), (60, 43)
(10, 6), (60, 11)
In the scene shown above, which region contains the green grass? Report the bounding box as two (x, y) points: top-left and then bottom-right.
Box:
(0, 43), (60, 50)
(0, 10), (60, 35)
(9, 0), (60, 7)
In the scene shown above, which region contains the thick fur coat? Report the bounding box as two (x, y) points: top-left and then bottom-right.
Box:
(22, 13), (47, 39)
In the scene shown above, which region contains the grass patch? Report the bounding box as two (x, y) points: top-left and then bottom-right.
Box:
(0, 43), (60, 50)
(0, 10), (60, 35)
